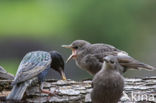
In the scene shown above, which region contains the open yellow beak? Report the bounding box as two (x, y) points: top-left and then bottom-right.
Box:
(60, 70), (67, 80)
(62, 44), (77, 63)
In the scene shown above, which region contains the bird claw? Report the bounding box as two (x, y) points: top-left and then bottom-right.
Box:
(49, 86), (60, 96)
(47, 87), (60, 100)
(48, 90), (59, 96)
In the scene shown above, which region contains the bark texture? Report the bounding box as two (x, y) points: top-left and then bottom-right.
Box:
(0, 76), (156, 103)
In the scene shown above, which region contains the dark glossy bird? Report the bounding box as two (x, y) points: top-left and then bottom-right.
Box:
(0, 66), (14, 80)
(7, 51), (66, 100)
(62, 40), (155, 75)
(91, 55), (124, 103)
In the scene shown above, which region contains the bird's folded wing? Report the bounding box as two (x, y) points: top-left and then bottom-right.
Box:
(12, 51), (51, 85)
(13, 62), (50, 85)
(117, 54), (156, 70)
(86, 52), (156, 71)
(91, 44), (120, 53)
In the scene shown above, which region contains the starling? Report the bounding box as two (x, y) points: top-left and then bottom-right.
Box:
(91, 55), (124, 103)
(62, 40), (155, 75)
(0, 66), (14, 80)
(7, 51), (66, 100)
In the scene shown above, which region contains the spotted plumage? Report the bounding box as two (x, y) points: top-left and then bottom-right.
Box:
(7, 51), (66, 100)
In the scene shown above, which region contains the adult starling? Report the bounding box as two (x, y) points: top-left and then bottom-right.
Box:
(0, 66), (14, 80)
(7, 51), (66, 100)
(62, 40), (155, 75)
(91, 55), (124, 103)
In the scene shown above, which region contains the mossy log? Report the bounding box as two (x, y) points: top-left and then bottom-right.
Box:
(0, 76), (156, 103)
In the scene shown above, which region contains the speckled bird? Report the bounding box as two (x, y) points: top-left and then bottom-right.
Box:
(91, 55), (124, 103)
(62, 40), (155, 75)
(7, 51), (66, 100)
(0, 66), (14, 80)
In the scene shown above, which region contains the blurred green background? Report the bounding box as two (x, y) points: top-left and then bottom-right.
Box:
(0, 0), (156, 80)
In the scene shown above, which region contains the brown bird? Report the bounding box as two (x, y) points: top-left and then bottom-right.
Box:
(91, 55), (124, 103)
(0, 66), (14, 80)
(62, 40), (155, 75)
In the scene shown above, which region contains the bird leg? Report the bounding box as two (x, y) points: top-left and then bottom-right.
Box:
(40, 83), (59, 96)
(41, 89), (56, 96)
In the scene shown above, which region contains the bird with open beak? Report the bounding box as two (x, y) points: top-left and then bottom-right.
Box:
(62, 40), (155, 75)
(7, 51), (66, 101)
(62, 44), (79, 63)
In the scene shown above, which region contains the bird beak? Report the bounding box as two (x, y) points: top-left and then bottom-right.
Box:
(62, 44), (77, 63)
(59, 69), (67, 80)
(66, 49), (77, 63)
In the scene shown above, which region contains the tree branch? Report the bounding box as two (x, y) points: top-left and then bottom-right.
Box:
(1, 76), (156, 103)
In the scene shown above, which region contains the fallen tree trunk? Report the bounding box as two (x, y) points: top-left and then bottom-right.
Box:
(0, 76), (156, 103)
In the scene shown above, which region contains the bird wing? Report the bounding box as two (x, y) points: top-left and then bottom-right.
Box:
(88, 43), (155, 71)
(117, 54), (156, 70)
(90, 52), (155, 71)
(12, 51), (51, 85)
(91, 43), (120, 53)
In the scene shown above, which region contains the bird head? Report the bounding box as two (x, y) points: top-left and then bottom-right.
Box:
(103, 55), (119, 70)
(62, 40), (90, 63)
(49, 51), (66, 80)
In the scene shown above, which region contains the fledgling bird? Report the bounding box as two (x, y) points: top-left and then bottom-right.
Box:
(0, 66), (14, 80)
(62, 40), (155, 75)
(91, 55), (124, 103)
(7, 51), (66, 101)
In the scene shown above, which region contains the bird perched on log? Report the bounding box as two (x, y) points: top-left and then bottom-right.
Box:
(0, 66), (14, 80)
(62, 40), (155, 75)
(91, 55), (124, 103)
(7, 51), (66, 101)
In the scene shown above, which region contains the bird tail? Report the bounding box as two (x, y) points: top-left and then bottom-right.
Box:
(121, 61), (155, 70)
(7, 82), (29, 100)
(117, 55), (156, 71)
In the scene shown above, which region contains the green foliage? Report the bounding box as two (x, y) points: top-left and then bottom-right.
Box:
(0, 0), (155, 40)
(0, 1), (155, 78)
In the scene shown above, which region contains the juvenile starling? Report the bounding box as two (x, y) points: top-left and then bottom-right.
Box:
(0, 66), (14, 80)
(91, 55), (124, 103)
(7, 51), (66, 100)
(62, 40), (155, 75)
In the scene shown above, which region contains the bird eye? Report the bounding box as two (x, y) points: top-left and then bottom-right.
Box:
(73, 46), (78, 49)
(110, 60), (114, 64)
